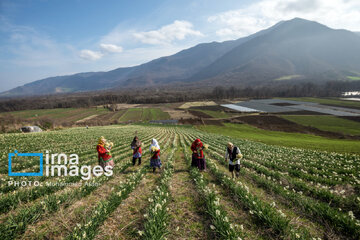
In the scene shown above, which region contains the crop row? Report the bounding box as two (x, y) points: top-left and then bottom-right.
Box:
(199, 134), (360, 239)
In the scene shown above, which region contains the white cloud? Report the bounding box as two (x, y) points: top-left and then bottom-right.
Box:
(79, 49), (103, 60)
(133, 20), (204, 45)
(1, 19), (76, 68)
(99, 43), (123, 53)
(208, 0), (360, 40)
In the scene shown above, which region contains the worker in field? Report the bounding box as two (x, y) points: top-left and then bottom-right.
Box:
(97, 136), (115, 169)
(149, 138), (161, 172)
(131, 136), (142, 165)
(225, 142), (243, 179)
(191, 138), (208, 171)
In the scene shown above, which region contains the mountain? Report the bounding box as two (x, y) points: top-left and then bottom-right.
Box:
(190, 18), (360, 85)
(2, 18), (360, 97)
(0, 40), (242, 97)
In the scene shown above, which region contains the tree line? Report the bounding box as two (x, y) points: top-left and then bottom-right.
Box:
(0, 80), (359, 112)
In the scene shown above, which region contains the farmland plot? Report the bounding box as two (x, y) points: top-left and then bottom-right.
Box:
(0, 124), (359, 239)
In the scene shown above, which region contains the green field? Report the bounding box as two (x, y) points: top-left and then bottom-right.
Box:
(118, 108), (170, 122)
(1, 107), (171, 124)
(281, 115), (360, 135)
(0, 124), (359, 239)
(142, 108), (170, 121)
(198, 123), (360, 154)
(278, 97), (360, 109)
(0, 108), (110, 121)
(118, 108), (143, 122)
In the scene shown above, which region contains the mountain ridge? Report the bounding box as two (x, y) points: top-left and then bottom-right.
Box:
(2, 18), (360, 97)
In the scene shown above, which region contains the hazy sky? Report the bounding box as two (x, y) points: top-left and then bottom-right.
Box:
(1, 0), (360, 92)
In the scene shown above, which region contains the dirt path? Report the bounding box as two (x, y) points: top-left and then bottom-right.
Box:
(166, 150), (212, 240)
(76, 114), (99, 123)
(94, 171), (159, 240)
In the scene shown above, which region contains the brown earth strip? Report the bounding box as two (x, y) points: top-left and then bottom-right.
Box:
(164, 109), (195, 120)
(340, 116), (360, 122)
(94, 171), (159, 240)
(190, 105), (232, 112)
(273, 110), (329, 115)
(94, 148), (172, 239)
(188, 110), (213, 118)
(227, 115), (360, 139)
(167, 150), (213, 240)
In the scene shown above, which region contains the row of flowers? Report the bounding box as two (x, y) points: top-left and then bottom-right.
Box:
(0, 127), (164, 192)
(205, 155), (313, 240)
(198, 132), (359, 202)
(195, 130), (360, 187)
(68, 167), (148, 240)
(203, 138), (360, 220)
(201, 140), (360, 239)
(67, 128), (176, 240)
(240, 158), (360, 218)
(141, 148), (176, 239)
(0, 128), (173, 240)
(180, 135), (246, 240)
(0, 159), (131, 240)
(0, 129), (165, 195)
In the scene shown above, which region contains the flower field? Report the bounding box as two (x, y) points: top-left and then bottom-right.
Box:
(0, 124), (359, 239)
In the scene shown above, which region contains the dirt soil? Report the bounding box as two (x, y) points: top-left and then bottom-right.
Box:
(227, 115), (360, 140)
(165, 109), (195, 119)
(190, 105), (230, 112)
(178, 101), (217, 109)
(188, 110), (213, 118)
(273, 110), (329, 115)
(340, 116), (360, 122)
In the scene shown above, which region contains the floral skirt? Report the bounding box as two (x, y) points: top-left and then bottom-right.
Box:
(150, 158), (162, 168)
(100, 158), (114, 169)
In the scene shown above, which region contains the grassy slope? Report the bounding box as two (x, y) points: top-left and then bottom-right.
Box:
(143, 108), (170, 121)
(110, 109), (127, 120)
(1, 107), (170, 124)
(278, 97), (360, 109)
(281, 115), (360, 135)
(197, 123), (360, 154)
(119, 108), (170, 122)
(119, 108), (143, 121)
(0, 108), (110, 120)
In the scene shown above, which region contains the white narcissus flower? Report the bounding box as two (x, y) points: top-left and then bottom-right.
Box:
(215, 210), (220, 216)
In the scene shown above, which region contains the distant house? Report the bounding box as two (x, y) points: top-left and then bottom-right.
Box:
(20, 126), (43, 133)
